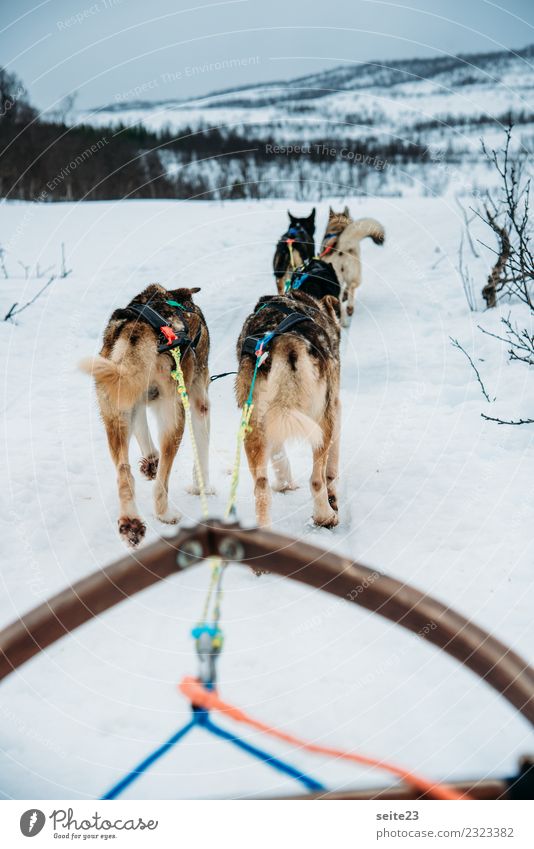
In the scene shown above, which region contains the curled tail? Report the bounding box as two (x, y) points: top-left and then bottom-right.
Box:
(79, 355), (142, 411)
(352, 217), (385, 245)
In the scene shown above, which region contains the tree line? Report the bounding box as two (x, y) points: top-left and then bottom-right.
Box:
(0, 68), (443, 202)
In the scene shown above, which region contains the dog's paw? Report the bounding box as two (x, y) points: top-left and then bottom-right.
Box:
(156, 509), (182, 525)
(272, 480), (299, 493)
(139, 455), (159, 480)
(328, 493), (339, 512)
(313, 510), (339, 529)
(187, 484), (216, 496)
(118, 516), (146, 547)
(251, 568), (270, 577)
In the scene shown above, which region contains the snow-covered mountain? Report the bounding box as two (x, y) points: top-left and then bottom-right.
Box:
(84, 45), (534, 145)
(78, 44), (534, 199)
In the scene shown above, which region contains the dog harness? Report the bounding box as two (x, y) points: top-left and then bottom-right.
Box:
(241, 301), (314, 358)
(286, 258), (341, 299)
(126, 300), (202, 355)
(320, 231), (339, 257)
(274, 223), (315, 279)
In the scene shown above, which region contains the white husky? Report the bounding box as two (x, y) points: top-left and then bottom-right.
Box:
(321, 207), (385, 326)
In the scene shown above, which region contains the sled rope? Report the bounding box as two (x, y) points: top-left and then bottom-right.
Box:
(224, 349), (266, 519)
(179, 677), (468, 801)
(286, 237), (296, 269)
(169, 348), (209, 519)
(281, 237), (299, 290)
(178, 342), (266, 658)
(169, 348), (224, 654)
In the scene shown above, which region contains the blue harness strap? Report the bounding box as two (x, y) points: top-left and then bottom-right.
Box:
(101, 717), (197, 800)
(241, 310), (313, 358)
(101, 707), (325, 799)
(196, 709), (325, 793)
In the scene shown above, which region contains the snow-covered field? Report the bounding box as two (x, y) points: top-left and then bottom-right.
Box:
(0, 197), (532, 799)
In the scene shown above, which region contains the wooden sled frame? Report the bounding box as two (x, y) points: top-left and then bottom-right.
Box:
(0, 519), (533, 799)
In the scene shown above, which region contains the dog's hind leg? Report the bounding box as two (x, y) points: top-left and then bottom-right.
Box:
(345, 255), (362, 319)
(189, 379), (213, 495)
(339, 285), (350, 328)
(310, 419), (338, 528)
(244, 425), (271, 527)
(326, 399), (341, 512)
(346, 284), (357, 320)
(270, 445), (297, 492)
(153, 393), (185, 524)
(133, 404), (159, 480)
(104, 412), (146, 547)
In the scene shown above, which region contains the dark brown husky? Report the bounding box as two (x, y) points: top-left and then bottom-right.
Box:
(80, 284), (210, 547)
(235, 290), (340, 529)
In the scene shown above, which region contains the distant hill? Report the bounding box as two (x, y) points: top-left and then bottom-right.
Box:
(3, 45), (532, 202)
(72, 43), (534, 200)
(82, 43), (534, 152)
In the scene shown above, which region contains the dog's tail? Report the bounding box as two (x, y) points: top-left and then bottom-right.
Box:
(351, 217), (385, 245)
(262, 340), (323, 448)
(79, 355), (143, 411)
(265, 407), (323, 448)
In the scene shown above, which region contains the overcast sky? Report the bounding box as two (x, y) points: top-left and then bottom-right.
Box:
(1, 0), (533, 113)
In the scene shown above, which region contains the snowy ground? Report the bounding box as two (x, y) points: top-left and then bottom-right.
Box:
(0, 197), (533, 799)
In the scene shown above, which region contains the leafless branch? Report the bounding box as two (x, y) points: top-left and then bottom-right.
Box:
(4, 274), (58, 321)
(17, 260), (30, 279)
(0, 247), (8, 279)
(60, 242), (71, 278)
(479, 126), (533, 310)
(478, 315), (534, 367)
(450, 337), (492, 402)
(36, 263), (54, 279)
(457, 231), (477, 311)
(482, 207), (511, 308)
(431, 251), (446, 270)
(455, 194), (479, 257)
(481, 413), (534, 426)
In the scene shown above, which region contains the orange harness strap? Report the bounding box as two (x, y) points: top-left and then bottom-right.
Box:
(179, 677), (467, 801)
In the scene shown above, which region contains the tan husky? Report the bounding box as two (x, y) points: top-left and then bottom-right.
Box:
(321, 206), (385, 325)
(235, 290), (341, 529)
(80, 284), (210, 547)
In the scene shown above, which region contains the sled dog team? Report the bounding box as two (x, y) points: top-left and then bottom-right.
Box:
(81, 207), (385, 547)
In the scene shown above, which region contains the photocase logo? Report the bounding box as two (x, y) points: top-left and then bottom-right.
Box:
(20, 809), (46, 837)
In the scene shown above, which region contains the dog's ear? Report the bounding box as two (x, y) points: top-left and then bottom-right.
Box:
(307, 207), (316, 222)
(288, 209), (296, 223)
(343, 205), (350, 217)
(328, 206), (334, 217)
(170, 286), (201, 301)
(321, 294), (341, 323)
